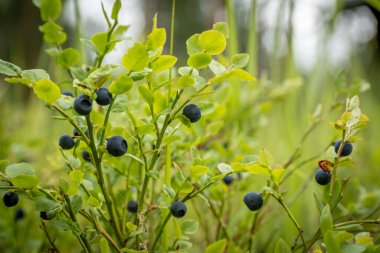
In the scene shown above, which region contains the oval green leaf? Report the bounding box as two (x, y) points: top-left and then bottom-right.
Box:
(33, 79), (61, 103)
(199, 30), (226, 55)
(109, 74), (134, 95)
(187, 53), (212, 69)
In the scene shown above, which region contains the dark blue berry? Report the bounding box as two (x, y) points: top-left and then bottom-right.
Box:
(170, 201), (187, 218)
(182, 104), (201, 123)
(40, 210), (55, 220)
(334, 141), (353, 157)
(244, 192), (263, 211)
(74, 95), (92, 115)
(223, 175), (233, 185)
(82, 150), (91, 161)
(106, 136), (128, 157)
(15, 208), (24, 220)
(315, 168), (331, 185)
(3, 192), (19, 207)
(59, 135), (75, 150)
(95, 87), (112, 106)
(62, 91), (73, 97)
(127, 200), (138, 213)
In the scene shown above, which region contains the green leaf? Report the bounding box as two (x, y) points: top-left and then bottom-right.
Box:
(212, 22), (229, 38)
(232, 54), (249, 68)
(274, 239), (292, 253)
(39, 21), (67, 44)
(100, 238), (109, 253)
(69, 170), (84, 184)
(138, 85), (154, 105)
(313, 193), (324, 213)
(146, 28), (166, 51)
(57, 48), (80, 68)
(232, 68), (256, 81)
(91, 32), (115, 54)
(177, 115), (192, 128)
(0, 59), (22, 76)
(190, 165), (209, 180)
(181, 219), (199, 235)
(325, 231), (343, 253)
(151, 55), (177, 72)
(12, 174), (39, 189)
(40, 0), (61, 21)
(5, 163), (35, 178)
(187, 53), (212, 69)
(126, 222), (138, 231)
(209, 60), (226, 75)
(109, 74), (133, 95)
(179, 182), (194, 193)
(320, 205), (333, 236)
(35, 196), (59, 211)
(205, 239), (227, 253)
(186, 34), (202, 55)
(232, 162), (269, 174)
(337, 231), (355, 243)
(111, 0), (121, 20)
(178, 75), (195, 88)
(259, 149), (273, 168)
(87, 196), (100, 207)
(198, 30), (226, 55)
(341, 244), (367, 253)
(21, 69), (50, 82)
(33, 79), (61, 103)
(272, 168), (286, 183)
(217, 163), (232, 174)
(71, 195), (82, 213)
(122, 42), (149, 72)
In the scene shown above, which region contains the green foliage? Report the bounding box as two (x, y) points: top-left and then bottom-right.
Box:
(40, 0), (61, 21)
(57, 48), (80, 68)
(33, 79), (61, 103)
(122, 42), (149, 72)
(0, 59), (22, 76)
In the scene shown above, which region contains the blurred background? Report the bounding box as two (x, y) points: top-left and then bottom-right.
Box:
(0, 0), (380, 252)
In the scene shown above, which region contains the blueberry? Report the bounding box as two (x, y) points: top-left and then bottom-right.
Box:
(95, 87), (112, 106)
(73, 128), (89, 137)
(3, 192), (19, 207)
(223, 175), (233, 185)
(59, 135), (75, 150)
(315, 169), (331, 185)
(82, 150), (91, 161)
(15, 208), (24, 220)
(182, 104), (201, 123)
(74, 95), (92, 115)
(243, 192), (263, 211)
(40, 210), (56, 220)
(106, 136), (128, 157)
(127, 200), (138, 213)
(62, 91), (73, 97)
(334, 141), (353, 157)
(170, 201), (187, 218)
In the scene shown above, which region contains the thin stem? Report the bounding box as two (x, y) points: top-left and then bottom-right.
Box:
(98, 96), (117, 159)
(209, 201), (230, 240)
(334, 218), (380, 228)
(151, 213), (172, 252)
(96, 20), (118, 68)
(40, 221), (60, 253)
(168, 0), (176, 98)
(329, 129), (347, 197)
(272, 195), (306, 251)
(85, 115), (124, 246)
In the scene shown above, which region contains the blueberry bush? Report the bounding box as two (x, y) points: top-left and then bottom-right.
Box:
(0, 0), (379, 253)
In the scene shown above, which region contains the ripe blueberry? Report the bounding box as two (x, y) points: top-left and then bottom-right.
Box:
(334, 140), (353, 157)
(73, 128), (89, 137)
(59, 135), (75, 150)
(106, 136), (128, 157)
(40, 210), (56, 220)
(95, 87), (112, 106)
(74, 95), (92, 115)
(182, 104), (201, 123)
(3, 192), (19, 207)
(170, 201), (187, 218)
(315, 168), (331, 185)
(243, 192), (263, 211)
(127, 200), (138, 213)
(15, 208), (24, 220)
(62, 91), (73, 97)
(82, 150), (91, 161)
(223, 175), (233, 185)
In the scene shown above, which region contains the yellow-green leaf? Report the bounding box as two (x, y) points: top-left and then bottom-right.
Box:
(187, 53), (212, 69)
(12, 174), (39, 189)
(178, 75), (195, 88)
(33, 79), (61, 103)
(146, 28), (166, 51)
(57, 48), (80, 68)
(190, 165), (209, 180)
(232, 68), (256, 81)
(122, 43), (149, 72)
(205, 239), (227, 253)
(138, 85), (154, 105)
(199, 30), (226, 55)
(186, 34), (202, 55)
(109, 74), (133, 95)
(40, 0), (61, 21)
(151, 55), (177, 73)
